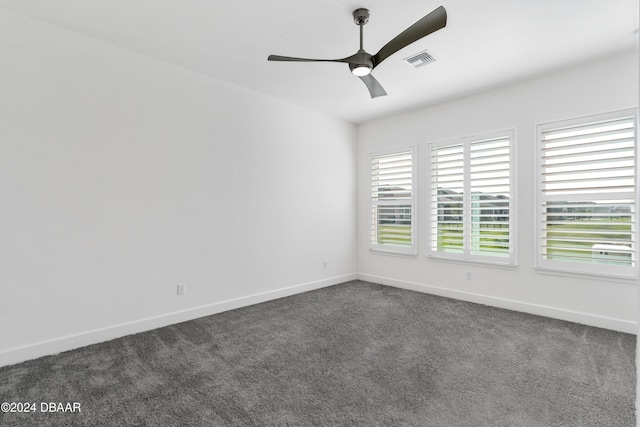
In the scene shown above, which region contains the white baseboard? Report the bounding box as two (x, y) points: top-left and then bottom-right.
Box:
(0, 274), (357, 368)
(358, 273), (637, 334)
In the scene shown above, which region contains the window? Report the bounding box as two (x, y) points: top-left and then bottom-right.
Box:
(536, 110), (637, 278)
(370, 148), (416, 254)
(428, 131), (514, 264)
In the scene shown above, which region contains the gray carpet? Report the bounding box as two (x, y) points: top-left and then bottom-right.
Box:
(0, 281), (635, 426)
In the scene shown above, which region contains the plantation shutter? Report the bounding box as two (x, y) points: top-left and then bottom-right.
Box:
(371, 149), (415, 254)
(428, 131), (514, 264)
(538, 111), (637, 276)
(430, 144), (464, 254)
(469, 136), (511, 258)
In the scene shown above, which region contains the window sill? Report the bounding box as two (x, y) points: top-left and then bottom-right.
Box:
(426, 254), (517, 269)
(369, 247), (418, 258)
(534, 266), (638, 284)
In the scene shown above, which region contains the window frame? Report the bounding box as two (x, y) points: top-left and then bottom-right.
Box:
(369, 146), (417, 256)
(534, 109), (638, 279)
(427, 130), (516, 266)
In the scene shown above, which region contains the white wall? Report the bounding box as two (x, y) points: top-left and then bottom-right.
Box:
(357, 51), (638, 333)
(0, 9), (357, 366)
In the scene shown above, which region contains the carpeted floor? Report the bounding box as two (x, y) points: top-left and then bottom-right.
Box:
(0, 280), (636, 426)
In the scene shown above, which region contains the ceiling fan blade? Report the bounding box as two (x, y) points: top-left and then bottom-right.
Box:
(372, 6), (447, 68)
(268, 55), (348, 63)
(358, 74), (387, 98)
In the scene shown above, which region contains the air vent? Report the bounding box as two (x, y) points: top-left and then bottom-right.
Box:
(404, 50), (436, 68)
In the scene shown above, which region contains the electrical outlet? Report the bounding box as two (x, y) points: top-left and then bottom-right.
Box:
(323, 261), (328, 269)
(177, 283), (186, 295)
(466, 272), (472, 280)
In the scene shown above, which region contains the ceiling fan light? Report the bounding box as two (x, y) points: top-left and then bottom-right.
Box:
(351, 64), (371, 76)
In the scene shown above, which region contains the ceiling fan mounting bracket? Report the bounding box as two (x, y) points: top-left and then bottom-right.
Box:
(352, 8), (370, 26)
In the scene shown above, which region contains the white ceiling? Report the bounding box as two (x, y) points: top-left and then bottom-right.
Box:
(0, 0), (637, 124)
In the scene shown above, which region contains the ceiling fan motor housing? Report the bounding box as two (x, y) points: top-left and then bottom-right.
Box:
(349, 51), (374, 74)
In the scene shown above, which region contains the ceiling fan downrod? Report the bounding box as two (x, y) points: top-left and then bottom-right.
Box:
(350, 8), (373, 76)
(352, 8), (370, 51)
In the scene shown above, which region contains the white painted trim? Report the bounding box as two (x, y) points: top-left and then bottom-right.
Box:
(357, 273), (637, 334)
(0, 274), (357, 368)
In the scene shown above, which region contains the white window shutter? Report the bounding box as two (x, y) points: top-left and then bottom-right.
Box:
(428, 131), (514, 265)
(469, 135), (512, 258)
(537, 110), (637, 277)
(371, 148), (416, 254)
(430, 144), (464, 255)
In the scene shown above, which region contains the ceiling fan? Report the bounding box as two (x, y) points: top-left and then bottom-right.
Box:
(268, 6), (447, 98)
